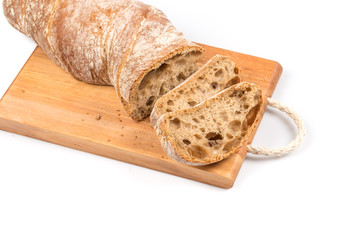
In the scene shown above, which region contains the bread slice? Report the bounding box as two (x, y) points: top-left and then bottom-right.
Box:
(150, 55), (241, 126)
(125, 50), (202, 121)
(155, 82), (263, 166)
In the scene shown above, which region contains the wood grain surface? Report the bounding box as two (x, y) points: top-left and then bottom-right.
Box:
(0, 44), (282, 188)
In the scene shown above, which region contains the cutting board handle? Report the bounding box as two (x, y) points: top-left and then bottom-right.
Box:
(247, 98), (306, 157)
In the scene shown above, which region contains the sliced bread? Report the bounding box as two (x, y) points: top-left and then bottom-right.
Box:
(155, 82), (263, 166)
(150, 55), (241, 126)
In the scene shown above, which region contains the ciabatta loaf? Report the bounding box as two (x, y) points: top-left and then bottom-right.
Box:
(150, 55), (241, 126)
(3, 0), (204, 120)
(156, 82), (263, 166)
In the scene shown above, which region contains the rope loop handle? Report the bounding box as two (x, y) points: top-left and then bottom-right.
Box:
(247, 98), (306, 156)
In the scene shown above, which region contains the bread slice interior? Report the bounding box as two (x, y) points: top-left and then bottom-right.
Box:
(150, 55), (241, 125)
(157, 82), (263, 166)
(131, 51), (202, 120)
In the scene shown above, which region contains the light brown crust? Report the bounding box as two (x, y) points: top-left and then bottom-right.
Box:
(155, 82), (263, 166)
(3, 0), (204, 119)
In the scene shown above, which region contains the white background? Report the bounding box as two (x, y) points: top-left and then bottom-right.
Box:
(1, 0), (359, 239)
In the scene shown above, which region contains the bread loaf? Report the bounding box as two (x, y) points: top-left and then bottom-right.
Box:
(3, 0), (204, 120)
(155, 82), (263, 166)
(150, 55), (241, 126)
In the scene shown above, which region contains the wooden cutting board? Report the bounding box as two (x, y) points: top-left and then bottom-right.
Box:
(0, 44), (282, 188)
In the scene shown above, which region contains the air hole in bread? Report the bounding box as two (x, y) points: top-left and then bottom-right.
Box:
(246, 104), (260, 127)
(146, 96), (155, 106)
(194, 134), (202, 139)
(234, 68), (239, 74)
(177, 73), (187, 81)
(244, 104), (249, 110)
(223, 138), (240, 152)
(235, 110), (241, 114)
(159, 63), (169, 72)
(188, 145), (208, 159)
(159, 82), (166, 95)
(193, 118), (199, 123)
(228, 120), (242, 132)
(139, 108), (145, 115)
(205, 132), (223, 141)
(198, 76), (204, 80)
(188, 101), (197, 107)
(215, 69), (224, 77)
(179, 90), (184, 94)
(183, 139), (191, 145)
(242, 120), (248, 132)
(246, 87), (252, 92)
(208, 141), (219, 148)
(170, 118), (181, 129)
(166, 109), (172, 113)
(229, 90), (244, 98)
(189, 51), (203, 57)
(225, 76), (241, 88)
(200, 127), (205, 132)
(226, 133), (234, 139)
(139, 63), (169, 90)
(211, 82), (218, 89)
(200, 115), (205, 120)
(167, 100), (174, 106)
(138, 71), (153, 90)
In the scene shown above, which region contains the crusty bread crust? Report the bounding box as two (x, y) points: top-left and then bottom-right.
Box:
(155, 82), (263, 166)
(3, 0), (203, 120)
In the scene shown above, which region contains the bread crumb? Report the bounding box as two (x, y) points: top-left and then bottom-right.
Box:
(96, 115), (102, 120)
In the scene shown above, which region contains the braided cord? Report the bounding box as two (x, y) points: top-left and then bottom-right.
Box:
(247, 98), (306, 156)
